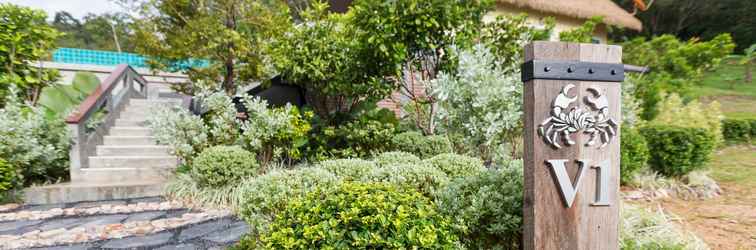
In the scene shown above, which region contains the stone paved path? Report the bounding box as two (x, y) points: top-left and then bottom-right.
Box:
(0, 197), (249, 249)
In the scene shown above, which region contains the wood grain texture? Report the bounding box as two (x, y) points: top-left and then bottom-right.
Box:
(523, 41), (621, 250)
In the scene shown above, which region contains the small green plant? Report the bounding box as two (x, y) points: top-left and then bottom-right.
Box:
(316, 158), (375, 181)
(620, 127), (650, 185)
(0, 158), (17, 201)
(749, 119), (756, 137)
(424, 153), (486, 179)
(372, 151), (422, 167)
(721, 119), (751, 142)
(361, 163), (449, 196)
(436, 165), (524, 249)
(640, 125), (716, 177)
(191, 146), (259, 188)
(237, 167), (339, 233)
(559, 16), (603, 43)
(391, 131), (453, 159)
(260, 182), (459, 249)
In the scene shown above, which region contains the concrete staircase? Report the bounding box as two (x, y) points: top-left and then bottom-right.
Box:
(25, 99), (182, 204)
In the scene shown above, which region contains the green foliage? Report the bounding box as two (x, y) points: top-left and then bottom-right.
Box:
(650, 93), (724, 145)
(749, 119), (756, 137)
(721, 119), (751, 142)
(307, 107), (398, 160)
(0, 158), (16, 194)
(52, 12), (135, 52)
(361, 163), (449, 196)
(191, 146), (259, 188)
(372, 151), (422, 167)
(133, 0), (288, 95)
(622, 34), (735, 119)
(620, 127), (650, 185)
(261, 182), (459, 249)
(640, 125), (716, 177)
(237, 167), (339, 233)
(391, 131), (452, 159)
(316, 158), (376, 181)
(270, 2), (394, 119)
(620, 204), (706, 250)
(239, 97), (312, 164)
(0, 3), (61, 104)
(434, 45), (522, 162)
(38, 72), (100, 119)
(481, 14), (554, 69)
(559, 16), (603, 43)
(148, 105), (209, 164)
(0, 93), (70, 186)
(436, 164), (524, 249)
(425, 153), (485, 179)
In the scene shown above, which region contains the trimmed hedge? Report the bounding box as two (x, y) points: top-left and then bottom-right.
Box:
(191, 146), (259, 187)
(721, 119), (751, 142)
(372, 151), (422, 167)
(316, 158), (376, 181)
(261, 182), (459, 249)
(361, 163), (449, 196)
(620, 127), (650, 185)
(640, 125), (716, 177)
(424, 153), (486, 179)
(391, 131), (453, 158)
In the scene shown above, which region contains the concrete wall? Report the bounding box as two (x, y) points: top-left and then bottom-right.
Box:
(485, 5), (608, 43)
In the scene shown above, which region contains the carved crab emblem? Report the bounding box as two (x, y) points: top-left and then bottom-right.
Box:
(538, 84), (618, 149)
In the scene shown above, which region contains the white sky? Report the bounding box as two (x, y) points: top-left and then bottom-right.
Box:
(2, 0), (124, 20)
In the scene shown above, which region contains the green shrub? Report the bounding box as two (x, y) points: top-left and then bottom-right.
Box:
(191, 146), (259, 188)
(316, 158), (376, 181)
(721, 119), (751, 142)
(640, 125), (716, 177)
(391, 131), (453, 158)
(436, 165), (524, 249)
(261, 182), (459, 249)
(237, 167), (339, 233)
(372, 151), (422, 167)
(361, 163), (449, 196)
(620, 127), (650, 185)
(749, 119), (756, 137)
(425, 153), (486, 179)
(307, 107), (398, 160)
(0, 158), (17, 197)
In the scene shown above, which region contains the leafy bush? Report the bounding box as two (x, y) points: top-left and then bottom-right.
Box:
(750, 119), (756, 137)
(316, 158), (375, 181)
(436, 165), (524, 249)
(237, 167), (339, 233)
(148, 105), (208, 164)
(239, 97), (312, 163)
(433, 44), (523, 163)
(620, 127), (650, 185)
(0, 158), (16, 201)
(191, 146), (259, 188)
(650, 93), (723, 145)
(425, 153), (486, 179)
(307, 107), (398, 160)
(372, 151), (422, 167)
(0, 94), (69, 186)
(721, 119), (751, 142)
(261, 182), (459, 249)
(361, 163), (449, 196)
(559, 16), (603, 43)
(640, 125), (716, 177)
(391, 131), (453, 159)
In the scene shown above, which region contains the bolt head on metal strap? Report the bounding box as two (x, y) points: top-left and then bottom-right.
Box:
(521, 60), (625, 82)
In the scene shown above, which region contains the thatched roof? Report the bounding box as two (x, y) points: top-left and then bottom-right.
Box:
(497, 0), (642, 31)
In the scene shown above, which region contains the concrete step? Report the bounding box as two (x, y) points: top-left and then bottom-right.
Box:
(96, 145), (172, 156)
(73, 167), (175, 183)
(129, 99), (182, 105)
(119, 112), (149, 120)
(109, 127), (152, 136)
(23, 181), (165, 205)
(89, 156), (177, 168)
(115, 119), (148, 126)
(103, 136), (157, 145)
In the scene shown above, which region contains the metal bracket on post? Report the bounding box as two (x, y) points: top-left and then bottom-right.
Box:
(521, 60), (625, 82)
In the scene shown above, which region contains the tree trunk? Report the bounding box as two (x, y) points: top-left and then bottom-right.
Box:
(222, 7), (237, 96)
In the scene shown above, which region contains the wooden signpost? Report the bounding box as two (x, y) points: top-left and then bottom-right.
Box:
(522, 41), (622, 250)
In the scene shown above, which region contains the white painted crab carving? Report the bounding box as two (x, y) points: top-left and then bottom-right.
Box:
(538, 84), (618, 149)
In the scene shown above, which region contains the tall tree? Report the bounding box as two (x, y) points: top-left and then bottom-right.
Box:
(133, 0), (288, 96)
(52, 11), (135, 52)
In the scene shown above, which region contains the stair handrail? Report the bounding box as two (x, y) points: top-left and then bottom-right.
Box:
(66, 64), (148, 180)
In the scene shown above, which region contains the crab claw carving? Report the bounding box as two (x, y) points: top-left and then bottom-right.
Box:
(585, 87), (608, 110)
(553, 84), (578, 112)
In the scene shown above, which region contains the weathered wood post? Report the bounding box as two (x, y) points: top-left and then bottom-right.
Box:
(522, 41), (622, 250)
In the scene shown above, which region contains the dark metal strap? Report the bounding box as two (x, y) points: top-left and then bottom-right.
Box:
(521, 60), (625, 82)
